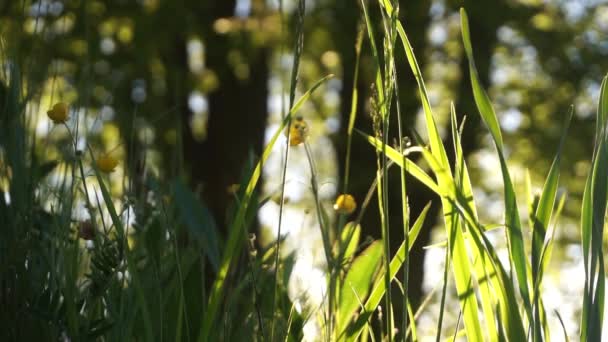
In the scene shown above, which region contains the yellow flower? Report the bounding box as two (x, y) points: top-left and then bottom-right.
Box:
(334, 194), (357, 215)
(47, 102), (69, 123)
(96, 154), (119, 173)
(288, 116), (309, 146)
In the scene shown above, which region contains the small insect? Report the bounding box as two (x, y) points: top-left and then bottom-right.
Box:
(334, 193), (357, 215)
(47, 102), (69, 124)
(288, 116), (309, 146)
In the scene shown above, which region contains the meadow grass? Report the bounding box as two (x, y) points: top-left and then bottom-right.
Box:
(1, 2), (607, 341)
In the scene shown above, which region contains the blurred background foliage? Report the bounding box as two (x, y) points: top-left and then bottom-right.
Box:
(1, 0), (607, 339)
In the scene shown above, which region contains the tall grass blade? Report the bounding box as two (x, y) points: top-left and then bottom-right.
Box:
(530, 108), (572, 341)
(396, 18), (483, 341)
(460, 8), (533, 326)
(343, 202), (431, 341)
(581, 74), (608, 342)
(450, 105), (498, 342)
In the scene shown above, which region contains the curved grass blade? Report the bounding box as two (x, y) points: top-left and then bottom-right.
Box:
(343, 202), (432, 341)
(417, 145), (526, 341)
(450, 105), (498, 342)
(357, 129), (440, 195)
(460, 8), (533, 326)
(581, 74), (608, 341)
(530, 108), (572, 341)
(395, 21), (483, 341)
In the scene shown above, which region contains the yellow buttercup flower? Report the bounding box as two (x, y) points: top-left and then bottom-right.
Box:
(96, 154), (119, 173)
(47, 102), (69, 123)
(288, 116), (309, 146)
(334, 194), (357, 215)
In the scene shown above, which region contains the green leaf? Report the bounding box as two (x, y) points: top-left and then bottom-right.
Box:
(340, 222), (362, 263)
(172, 179), (220, 271)
(343, 202), (431, 341)
(337, 241), (383, 335)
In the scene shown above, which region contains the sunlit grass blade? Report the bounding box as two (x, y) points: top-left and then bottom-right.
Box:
(340, 222), (362, 264)
(416, 145), (526, 341)
(358, 129), (440, 194)
(450, 104), (498, 342)
(581, 73), (608, 342)
(395, 18), (484, 341)
(343, 202), (432, 342)
(198, 74), (333, 342)
(460, 8), (533, 326)
(337, 241), (383, 336)
(530, 108), (571, 341)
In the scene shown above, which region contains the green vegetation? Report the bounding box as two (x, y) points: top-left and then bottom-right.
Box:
(1, 1), (607, 341)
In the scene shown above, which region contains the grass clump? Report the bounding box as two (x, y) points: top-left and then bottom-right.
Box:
(1, 2), (607, 341)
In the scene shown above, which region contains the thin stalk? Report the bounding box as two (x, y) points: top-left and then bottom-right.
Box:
(303, 142), (334, 334)
(390, 21), (410, 341)
(271, 1), (305, 340)
(435, 244), (450, 342)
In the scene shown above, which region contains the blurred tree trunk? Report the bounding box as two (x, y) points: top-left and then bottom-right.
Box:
(187, 1), (269, 236)
(157, 1), (269, 336)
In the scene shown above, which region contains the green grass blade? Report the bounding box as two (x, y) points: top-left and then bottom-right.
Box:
(198, 74), (332, 342)
(450, 105), (498, 342)
(340, 222), (362, 263)
(337, 241), (383, 335)
(416, 145), (526, 341)
(596, 75), (608, 141)
(357, 129), (440, 195)
(581, 135), (608, 341)
(459, 9), (503, 151)
(343, 202), (432, 342)
(530, 108), (571, 341)
(395, 22), (448, 167)
(460, 8), (532, 325)
(396, 20), (485, 341)
(581, 72), (608, 341)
